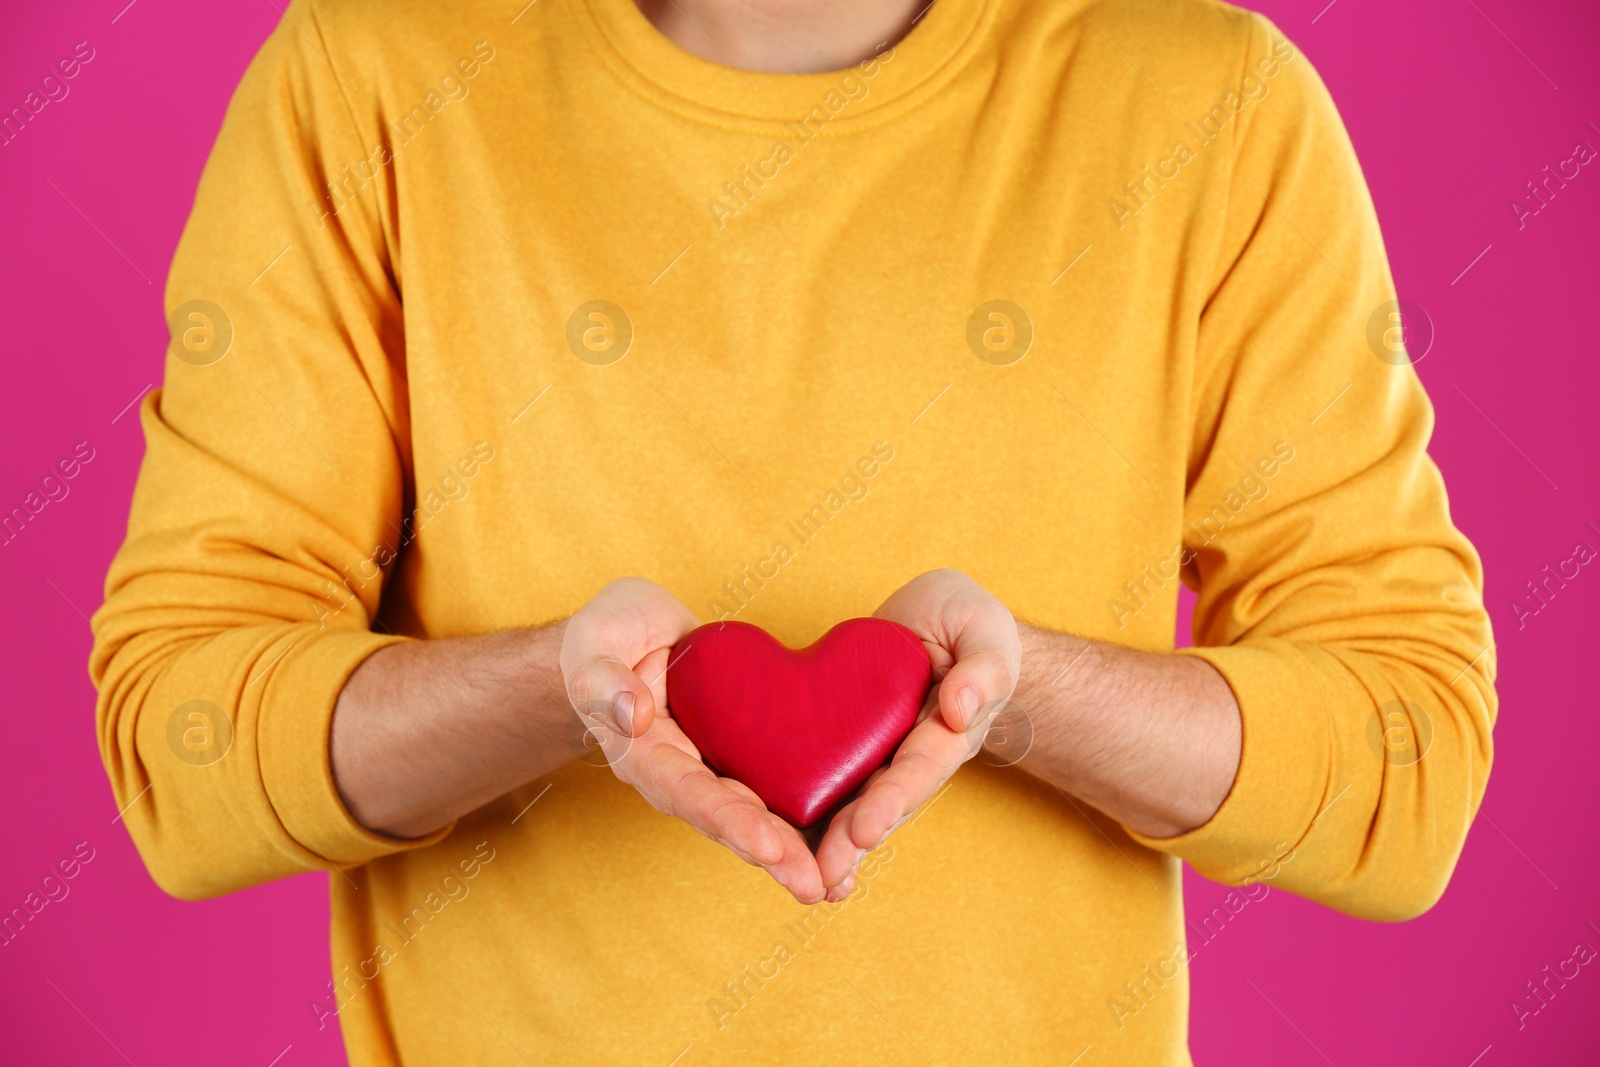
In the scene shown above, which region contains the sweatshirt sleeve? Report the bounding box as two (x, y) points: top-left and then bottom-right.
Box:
(90, 2), (450, 901)
(1126, 16), (1497, 921)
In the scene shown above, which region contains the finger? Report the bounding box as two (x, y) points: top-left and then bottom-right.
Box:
(719, 776), (764, 804)
(937, 648), (1017, 732)
(847, 717), (972, 852)
(607, 724), (824, 903)
(634, 645), (674, 714)
(559, 579), (700, 733)
(815, 798), (868, 897)
(815, 765), (892, 891)
(872, 571), (1020, 731)
(565, 656), (656, 737)
(641, 743), (787, 866)
(762, 815), (826, 905)
(702, 778), (824, 903)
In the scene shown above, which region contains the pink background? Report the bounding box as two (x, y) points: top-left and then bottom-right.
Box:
(2, 0), (1597, 1063)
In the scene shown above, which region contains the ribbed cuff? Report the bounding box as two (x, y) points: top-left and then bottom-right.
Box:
(256, 628), (456, 867)
(1126, 639), (1335, 883)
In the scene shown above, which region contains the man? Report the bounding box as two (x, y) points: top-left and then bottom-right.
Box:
(92, 0), (1496, 1063)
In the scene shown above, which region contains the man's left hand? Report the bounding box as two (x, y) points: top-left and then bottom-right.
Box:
(815, 569), (1021, 900)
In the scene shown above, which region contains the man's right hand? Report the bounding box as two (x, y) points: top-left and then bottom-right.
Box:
(560, 578), (826, 904)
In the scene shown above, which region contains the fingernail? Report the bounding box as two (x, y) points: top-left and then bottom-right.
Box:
(957, 686), (980, 729)
(612, 691), (635, 734)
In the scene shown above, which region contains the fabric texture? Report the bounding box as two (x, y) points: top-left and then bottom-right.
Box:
(91, 0), (1496, 1063)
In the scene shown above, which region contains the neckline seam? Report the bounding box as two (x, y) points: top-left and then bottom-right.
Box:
(574, 0), (995, 136)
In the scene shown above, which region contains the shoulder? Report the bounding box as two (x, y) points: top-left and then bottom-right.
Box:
(1002, 0), (1311, 106)
(281, 0), (510, 78)
(256, 0), (513, 139)
(291, 0), (499, 38)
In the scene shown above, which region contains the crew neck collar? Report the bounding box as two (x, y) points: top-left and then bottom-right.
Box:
(576, 0), (993, 132)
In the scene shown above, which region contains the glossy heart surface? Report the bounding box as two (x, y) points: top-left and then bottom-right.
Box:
(665, 618), (934, 828)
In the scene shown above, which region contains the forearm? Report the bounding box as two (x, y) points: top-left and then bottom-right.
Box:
(330, 621), (583, 838)
(999, 623), (1242, 840)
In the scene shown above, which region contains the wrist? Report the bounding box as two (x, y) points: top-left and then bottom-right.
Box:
(1009, 623), (1095, 715)
(515, 618), (569, 702)
(987, 624), (1243, 838)
(984, 623), (1096, 764)
(507, 619), (587, 752)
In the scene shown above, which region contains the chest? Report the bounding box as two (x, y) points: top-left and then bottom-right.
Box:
(375, 58), (1216, 647)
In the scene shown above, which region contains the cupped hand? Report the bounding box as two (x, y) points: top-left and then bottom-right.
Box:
(559, 578), (825, 903)
(815, 569), (1021, 900)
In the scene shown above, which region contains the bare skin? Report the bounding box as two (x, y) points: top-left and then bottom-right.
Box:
(632, 0), (928, 74)
(332, 578), (834, 903)
(329, 622), (580, 838)
(330, 2), (1244, 904)
(809, 571), (1241, 896)
(1004, 624), (1243, 841)
(331, 571), (1242, 904)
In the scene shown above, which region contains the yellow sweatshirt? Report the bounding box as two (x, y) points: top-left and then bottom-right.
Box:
(91, 0), (1497, 1063)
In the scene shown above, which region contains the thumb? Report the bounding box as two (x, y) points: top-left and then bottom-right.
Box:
(566, 655), (657, 738)
(937, 648), (1016, 733)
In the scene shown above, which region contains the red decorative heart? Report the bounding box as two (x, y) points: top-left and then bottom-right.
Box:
(666, 618), (934, 828)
